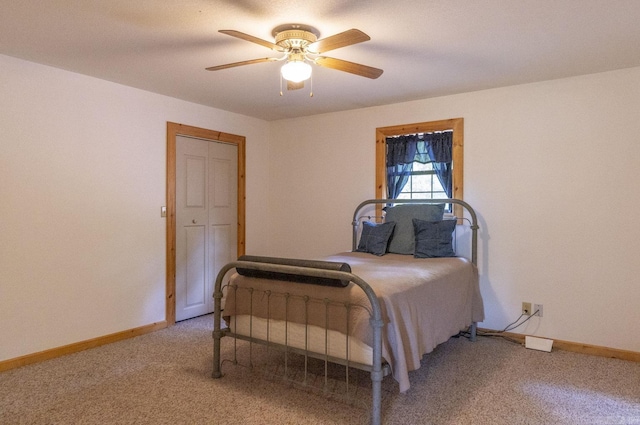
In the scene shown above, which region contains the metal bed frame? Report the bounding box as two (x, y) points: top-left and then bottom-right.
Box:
(212, 198), (479, 425)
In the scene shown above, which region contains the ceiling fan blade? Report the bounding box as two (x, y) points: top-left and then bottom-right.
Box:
(307, 29), (370, 54)
(287, 80), (304, 90)
(219, 30), (284, 52)
(315, 56), (383, 79)
(206, 57), (279, 71)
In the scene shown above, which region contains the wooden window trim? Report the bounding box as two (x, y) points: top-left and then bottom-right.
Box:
(376, 118), (464, 217)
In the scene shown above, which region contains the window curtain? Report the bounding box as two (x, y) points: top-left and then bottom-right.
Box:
(385, 131), (453, 198)
(386, 136), (417, 199)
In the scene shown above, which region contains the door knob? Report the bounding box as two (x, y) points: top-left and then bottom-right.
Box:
(192, 219), (197, 224)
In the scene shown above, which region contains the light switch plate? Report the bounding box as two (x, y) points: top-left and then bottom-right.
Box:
(161, 206), (167, 217)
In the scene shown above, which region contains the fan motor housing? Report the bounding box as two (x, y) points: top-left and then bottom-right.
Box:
(273, 24), (319, 49)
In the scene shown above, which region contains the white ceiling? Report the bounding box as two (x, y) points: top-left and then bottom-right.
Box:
(2, 0), (640, 121)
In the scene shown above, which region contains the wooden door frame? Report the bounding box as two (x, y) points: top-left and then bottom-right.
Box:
(166, 122), (246, 325)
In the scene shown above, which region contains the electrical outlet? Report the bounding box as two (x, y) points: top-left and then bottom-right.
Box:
(522, 302), (532, 316)
(533, 303), (543, 317)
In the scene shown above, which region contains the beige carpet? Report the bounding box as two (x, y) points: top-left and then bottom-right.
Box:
(1, 314), (639, 424)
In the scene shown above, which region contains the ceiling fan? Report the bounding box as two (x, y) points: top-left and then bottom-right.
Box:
(206, 24), (383, 92)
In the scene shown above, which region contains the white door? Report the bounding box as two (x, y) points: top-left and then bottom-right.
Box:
(175, 135), (238, 321)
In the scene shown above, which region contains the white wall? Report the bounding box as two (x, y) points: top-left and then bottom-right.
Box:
(268, 67), (640, 353)
(2, 51), (638, 362)
(0, 54), (271, 361)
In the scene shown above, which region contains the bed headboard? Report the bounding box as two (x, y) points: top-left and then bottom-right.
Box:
(351, 198), (479, 265)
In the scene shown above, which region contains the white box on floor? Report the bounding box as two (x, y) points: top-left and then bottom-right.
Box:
(525, 336), (554, 352)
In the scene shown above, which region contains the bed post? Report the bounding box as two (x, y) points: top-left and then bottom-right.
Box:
(464, 199), (479, 343)
(369, 316), (384, 425)
(346, 273), (384, 425)
(213, 262), (237, 378)
(470, 322), (477, 342)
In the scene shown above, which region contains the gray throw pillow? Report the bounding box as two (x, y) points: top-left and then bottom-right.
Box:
(412, 218), (457, 258)
(356, 221), (396, 256)
(385, 204), (445, 254)
(237, 255), (352, 287)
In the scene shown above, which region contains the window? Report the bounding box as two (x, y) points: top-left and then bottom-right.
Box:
(397, 161), (448, 201)
(376, 118), (464, 217)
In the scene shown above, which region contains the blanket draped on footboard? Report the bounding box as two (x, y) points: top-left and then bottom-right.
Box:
(224, 251), (484, 392)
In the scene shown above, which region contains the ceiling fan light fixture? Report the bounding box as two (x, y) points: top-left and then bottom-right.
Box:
(208, 25), (383, 93)
(281, 60), (312, 83)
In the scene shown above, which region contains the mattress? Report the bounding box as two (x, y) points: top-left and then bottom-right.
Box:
(229, 314), (374, 366)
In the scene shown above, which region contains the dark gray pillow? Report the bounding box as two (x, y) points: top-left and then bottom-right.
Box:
(385, 204), (445, 254)
(236, 255), (352, 287)
(356, 221), (396, 256)
(413, 218), (457, 258)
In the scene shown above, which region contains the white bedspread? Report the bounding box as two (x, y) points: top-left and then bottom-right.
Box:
(326, 252), (484, 392)
(225, 252), (484, 392)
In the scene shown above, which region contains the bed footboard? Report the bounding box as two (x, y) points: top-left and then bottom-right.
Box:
(212, 260), (386, 425)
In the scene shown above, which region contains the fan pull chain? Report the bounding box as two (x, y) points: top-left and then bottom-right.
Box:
(309, 73), (313, 97)
(279, 75), (284, 96)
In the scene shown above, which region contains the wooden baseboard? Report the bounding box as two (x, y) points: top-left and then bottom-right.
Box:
(478, 328), (640, 363)
(0, 321), (168, 373)
(3, 323), (637, 373)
